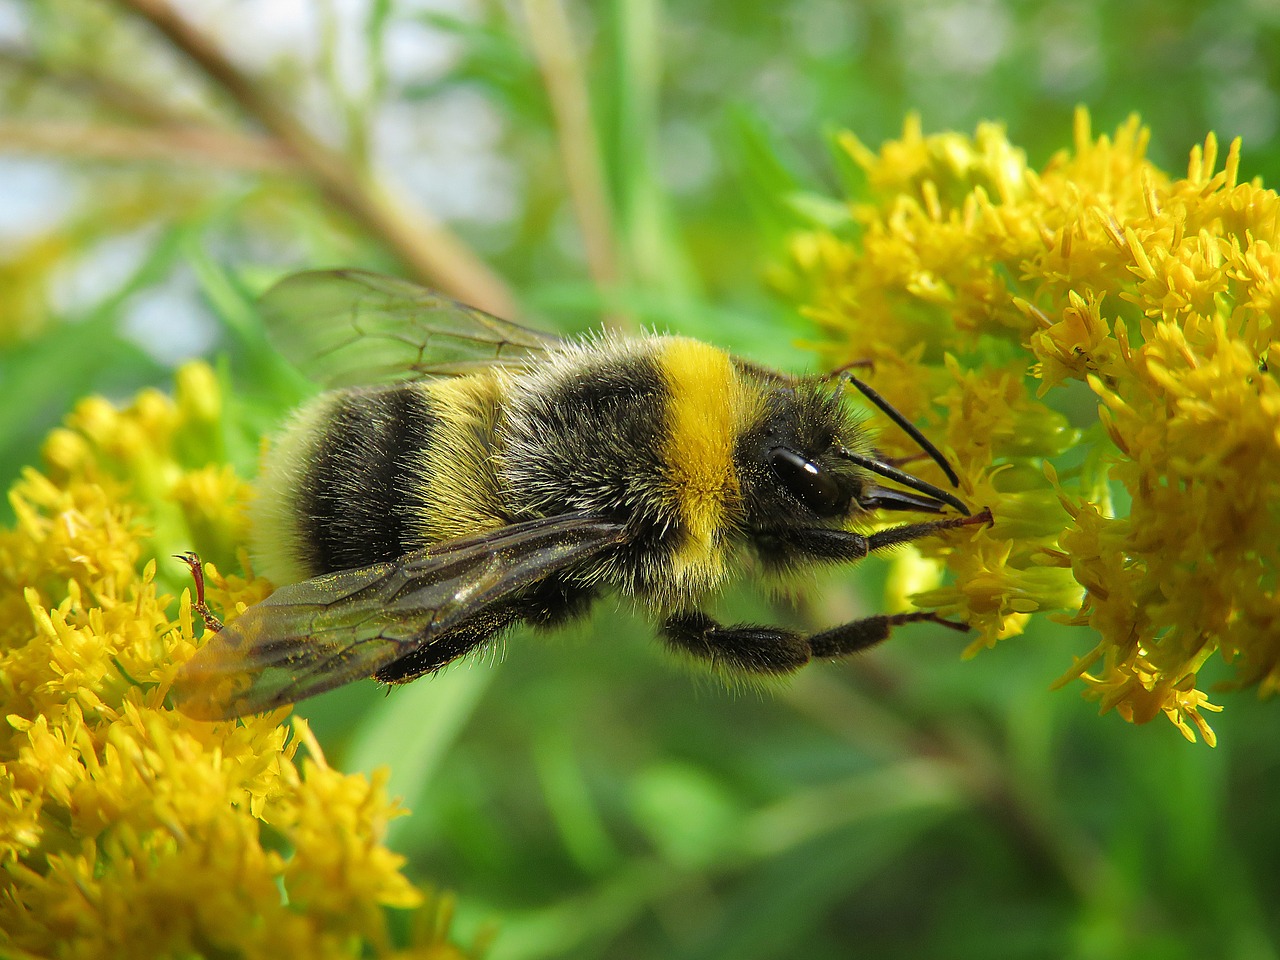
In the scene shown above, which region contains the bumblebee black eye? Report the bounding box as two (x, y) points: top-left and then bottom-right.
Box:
(769, 447), (843, 516)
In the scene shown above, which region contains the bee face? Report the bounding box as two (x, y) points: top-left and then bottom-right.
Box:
(767, 446), (855, 518)
(734, 382), (867, 526)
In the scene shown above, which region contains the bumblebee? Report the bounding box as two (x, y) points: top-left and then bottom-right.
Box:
(174, 270), (988, 720)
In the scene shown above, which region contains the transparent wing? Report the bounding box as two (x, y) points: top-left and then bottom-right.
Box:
(173, 513), (627, 720)
(259, 269), (565, 387)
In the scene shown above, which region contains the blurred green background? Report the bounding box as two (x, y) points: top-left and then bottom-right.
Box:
(3, 1), (1279, 958)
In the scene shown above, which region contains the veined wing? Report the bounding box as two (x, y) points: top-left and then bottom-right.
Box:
(173, 513), (627, 720)
(259, 269), (564, 387)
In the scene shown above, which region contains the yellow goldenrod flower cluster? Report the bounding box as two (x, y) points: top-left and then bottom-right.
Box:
(0, 364), (468, 958)
(783, 108), (1279, 745)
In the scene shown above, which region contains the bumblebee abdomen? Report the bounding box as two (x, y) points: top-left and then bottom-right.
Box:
(252, 375), (508, 584)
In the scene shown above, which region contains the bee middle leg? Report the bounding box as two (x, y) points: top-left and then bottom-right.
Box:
(661, 609), (968, 675)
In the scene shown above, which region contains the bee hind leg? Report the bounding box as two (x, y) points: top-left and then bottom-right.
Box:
(661, 609), (968, 676)
(374, 614), (512, 684)
(375, 580), (600, 685)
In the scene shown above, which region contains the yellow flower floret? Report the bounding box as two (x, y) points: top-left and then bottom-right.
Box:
(0, 364), (469, 957)
(787, 108), (1280, 744)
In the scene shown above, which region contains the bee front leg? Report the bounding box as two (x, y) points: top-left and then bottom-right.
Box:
(757, 507), (991, 566)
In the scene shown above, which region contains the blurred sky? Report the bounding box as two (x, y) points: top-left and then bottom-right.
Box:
(3, 0), (1278, 365)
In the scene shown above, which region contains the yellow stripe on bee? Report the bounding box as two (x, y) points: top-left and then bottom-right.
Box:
(659, 338), (749, 595)
(413, 371), (511, 543)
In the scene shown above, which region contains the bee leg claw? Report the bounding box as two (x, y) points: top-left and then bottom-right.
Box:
(174, 551), (224, 633)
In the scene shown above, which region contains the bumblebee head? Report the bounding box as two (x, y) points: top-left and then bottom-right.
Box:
(740, 377), (968, 527)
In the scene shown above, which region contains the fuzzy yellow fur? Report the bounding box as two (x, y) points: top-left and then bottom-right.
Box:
(409, 371), (511, 544)
(658, 338), (756, 597)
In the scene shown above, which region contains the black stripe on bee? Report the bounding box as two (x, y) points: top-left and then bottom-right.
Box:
(297, 385), (438, 574)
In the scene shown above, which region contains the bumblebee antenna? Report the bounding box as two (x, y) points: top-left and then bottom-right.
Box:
(836, 448), (971, 516)
(841, 374), (961, 488)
